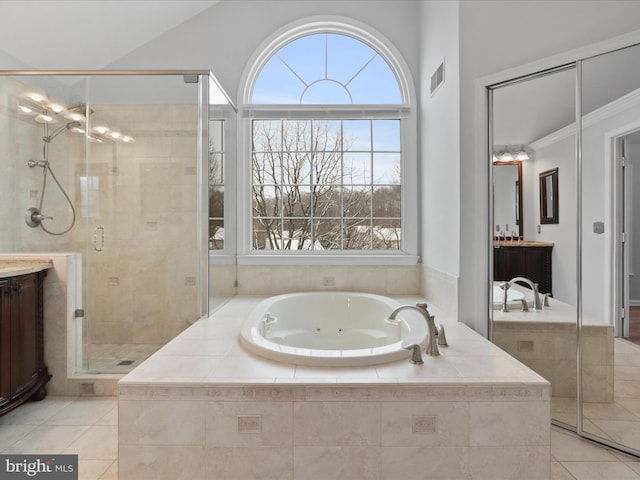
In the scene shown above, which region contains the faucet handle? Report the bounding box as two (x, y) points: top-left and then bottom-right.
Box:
(436, 324), (448, 346)
(415, 302), (428, 311)
(402, 342), (424, 365)
(518, 298), (529, 312)
(542, 293), (552, 307)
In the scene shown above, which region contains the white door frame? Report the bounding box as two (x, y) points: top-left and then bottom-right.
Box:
(607, 122), (640, 337)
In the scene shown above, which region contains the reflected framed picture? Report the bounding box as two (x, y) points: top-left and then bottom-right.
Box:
(539, 168), (558, 224)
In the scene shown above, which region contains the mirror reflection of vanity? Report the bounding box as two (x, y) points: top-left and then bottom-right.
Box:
(492, 159), (554, 295)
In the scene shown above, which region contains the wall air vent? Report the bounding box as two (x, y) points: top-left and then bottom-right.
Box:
(430, 60), (445, 96)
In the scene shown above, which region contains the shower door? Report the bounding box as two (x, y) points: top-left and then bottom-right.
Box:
(82, 73), (209, 372)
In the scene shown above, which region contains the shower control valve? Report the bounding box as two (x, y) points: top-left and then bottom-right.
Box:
(25, 207), (52, 228)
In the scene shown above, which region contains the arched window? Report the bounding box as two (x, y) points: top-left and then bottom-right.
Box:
(251, 33), (402, 105)
(242, 23), (416, 261)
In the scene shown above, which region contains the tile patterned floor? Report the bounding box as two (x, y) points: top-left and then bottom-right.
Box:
(0, 396), (639, 479)
(552, 338), (640, 451)
(0, 397), (117, 480)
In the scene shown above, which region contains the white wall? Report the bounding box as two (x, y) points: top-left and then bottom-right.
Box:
(630, 143), (640, 301)
(458, 0), (640, 336)
(104, 1), (421, 107)
(418, 1), (460, 312)
(527, 136), (577, 306)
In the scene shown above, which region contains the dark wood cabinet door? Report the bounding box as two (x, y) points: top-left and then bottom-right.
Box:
(0, 278), (11, 407)
(10, 273), (39, 399)
(494, 245), (553, 296)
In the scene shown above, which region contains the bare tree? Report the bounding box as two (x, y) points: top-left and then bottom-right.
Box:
(251, 119), (400, 250)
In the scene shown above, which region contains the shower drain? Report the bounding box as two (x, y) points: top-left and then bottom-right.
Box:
(117, 360), (135, 366)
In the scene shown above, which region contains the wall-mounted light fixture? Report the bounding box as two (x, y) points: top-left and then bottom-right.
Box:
(493, 144), (531, 162)
(15, 94), (134, 144)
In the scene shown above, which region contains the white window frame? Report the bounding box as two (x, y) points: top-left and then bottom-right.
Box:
(237, 18), (418, 266)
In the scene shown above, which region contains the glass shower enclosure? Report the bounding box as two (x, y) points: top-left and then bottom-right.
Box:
(0, 70), (232, 373)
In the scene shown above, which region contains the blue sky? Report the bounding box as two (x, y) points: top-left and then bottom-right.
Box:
(252, 33), (402, 105)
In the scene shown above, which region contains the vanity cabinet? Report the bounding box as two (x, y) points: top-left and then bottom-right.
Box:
(494, 243), (553, 296)
(0, 270), (51, 417)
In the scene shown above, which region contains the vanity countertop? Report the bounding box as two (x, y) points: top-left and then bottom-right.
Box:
(496, 240), (554, 247)
(0, 258), (53, 279)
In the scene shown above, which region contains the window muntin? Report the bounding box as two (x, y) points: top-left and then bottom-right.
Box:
(251, 33), (402, 105)
(245, 27), (413, 258)
(251, 118), (401, 251)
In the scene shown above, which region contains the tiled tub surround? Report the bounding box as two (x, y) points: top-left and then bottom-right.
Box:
(118, 296), (551, 480)
(493, 292), (614, 403)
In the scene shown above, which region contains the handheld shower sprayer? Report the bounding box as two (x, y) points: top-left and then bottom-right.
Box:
(42, 121), (81, 143)
(25, 119), (80, 235)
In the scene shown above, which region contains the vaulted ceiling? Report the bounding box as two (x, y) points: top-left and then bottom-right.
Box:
(0, 1), (218, 70)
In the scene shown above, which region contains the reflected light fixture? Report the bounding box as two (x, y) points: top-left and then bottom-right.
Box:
(500, 151), (514, 161)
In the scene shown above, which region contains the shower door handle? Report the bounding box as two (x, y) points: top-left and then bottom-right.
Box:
(93, 226), (105, 252)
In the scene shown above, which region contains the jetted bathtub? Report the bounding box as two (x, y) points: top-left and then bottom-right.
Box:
(239, 292), (429, 367)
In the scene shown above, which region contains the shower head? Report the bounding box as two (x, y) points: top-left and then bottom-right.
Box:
(43, 121), (82, 143)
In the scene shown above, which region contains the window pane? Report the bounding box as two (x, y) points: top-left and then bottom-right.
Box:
(282, 218), (314, 250)
(282, 120), (312, 150)
(253, 120), (282, 151)
(253, 152), (282, 185)
(251, 33), (402, 105)
(253, 185), (281, 217)
(343, 186), (371, 218)
(344, 219), (372, 250)
(252, 57), (304, 104)
(372, 219), (401, 250)
(327, 34), (378, 85)
(373, 153), (400, 184)
(349, 55), (402, 104)
(343, 120), (371, 151)
(315, 219), (342, 249)
(209, 152), (223, 185)
(282, 184), (311, 217)
(209, 219), (224, 250)
(373, 185), (401, 218)
(278, 34), (325, 85)
(372, 120), (400, 151)
(344, 152), (371, 184)
(313, 185), (341, 217)
(253, 218), (281, 250)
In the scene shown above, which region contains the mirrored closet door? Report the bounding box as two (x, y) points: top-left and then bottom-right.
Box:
(579, 42), (640, 455)
(489, 40), (640, 457)
(489, 65), (578, 429)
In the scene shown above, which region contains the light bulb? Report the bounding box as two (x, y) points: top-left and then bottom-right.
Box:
(48, 99), (66, 113)
(35, 113), (54, 123)
(500, 151), (513, 162)
(92, 124), (109, 135)
(18, 105), (33, 114)
(516, 150), (530, 161)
